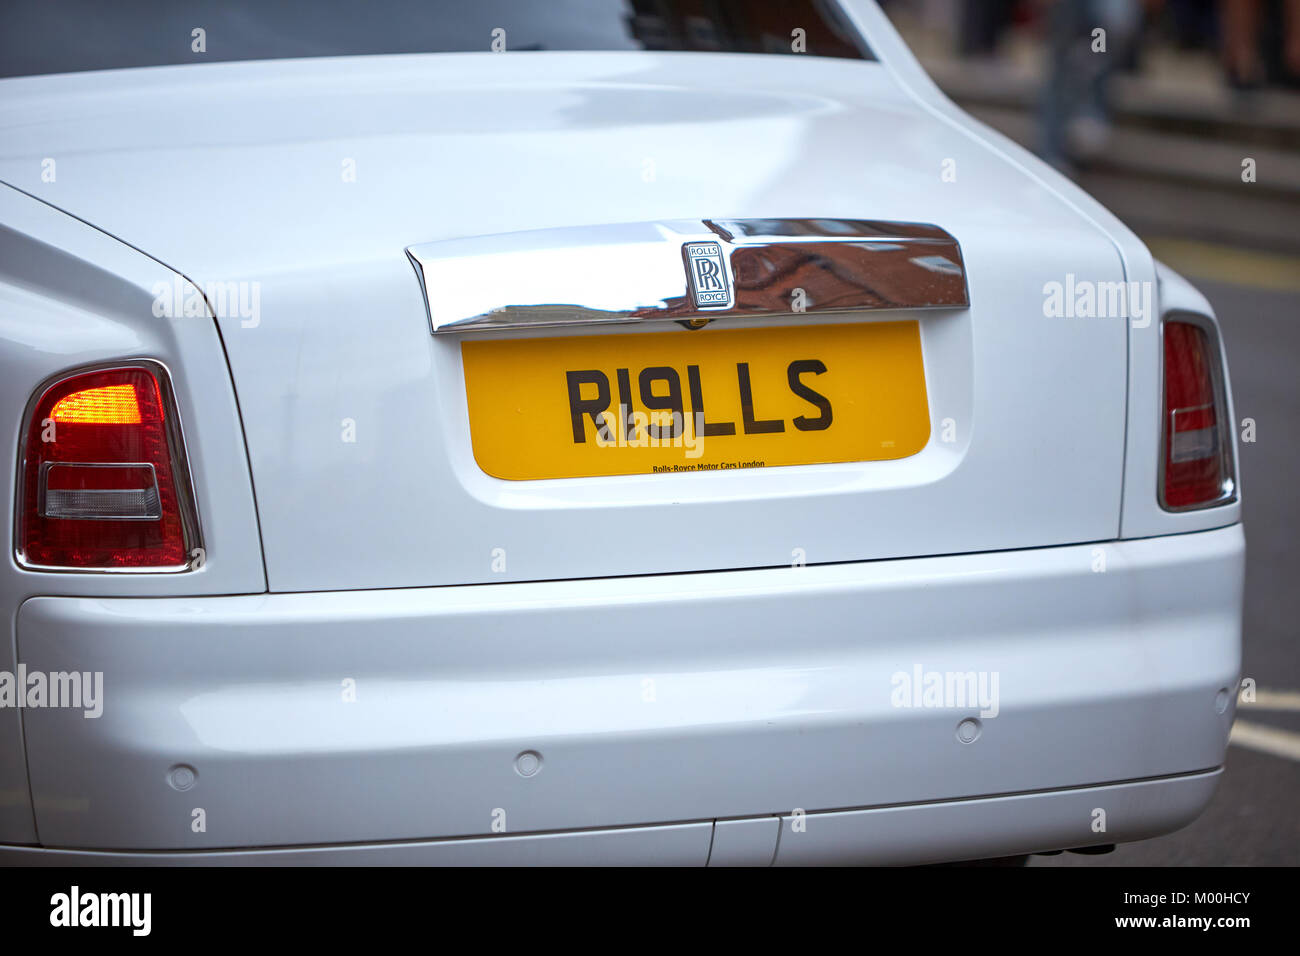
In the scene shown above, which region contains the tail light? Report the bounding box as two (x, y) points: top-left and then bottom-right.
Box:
(1161, 318), (1235, 510)
(16, 363), (200, 571)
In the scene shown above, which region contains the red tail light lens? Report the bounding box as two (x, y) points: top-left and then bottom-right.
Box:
(17, 364), (200, 570)
(1161, 319), (1235, 510)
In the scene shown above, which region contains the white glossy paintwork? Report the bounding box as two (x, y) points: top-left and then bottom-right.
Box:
(0, 771), (1219, 866)
(0, 1), (1247, 862)
(836, 0), (1241, 538)
(710, 817), (781, 867)
(771, 771), (1222, 866)
(19, 526), (1241, 851)
(0, 50), (1138, 591)
(0, 184), (266, 843)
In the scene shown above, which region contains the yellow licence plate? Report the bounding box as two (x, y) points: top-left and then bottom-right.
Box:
(462, 321), (929, 480)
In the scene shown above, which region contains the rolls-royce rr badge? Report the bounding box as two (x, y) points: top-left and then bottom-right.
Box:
(683, 240), (733, 310)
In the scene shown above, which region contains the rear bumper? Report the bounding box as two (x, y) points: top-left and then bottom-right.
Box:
(0, 770), (1221, 866)
(12, 524), (1243, 863)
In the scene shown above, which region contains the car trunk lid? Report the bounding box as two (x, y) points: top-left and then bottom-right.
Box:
(0, 52), (1130, 590)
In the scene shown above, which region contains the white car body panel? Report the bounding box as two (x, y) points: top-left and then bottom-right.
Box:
(0, 1), (1244, 862)
(835, 0), (1241, 539)
(0, 184), (266, 843)
(0, 52), (1140, 592)
(17, 525), (1241, 857)
(0, 773), (1222, 866)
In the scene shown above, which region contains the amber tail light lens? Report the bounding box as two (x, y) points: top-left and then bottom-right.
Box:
(17, 364), (200, 570)
(1161, 319), (1235, 510)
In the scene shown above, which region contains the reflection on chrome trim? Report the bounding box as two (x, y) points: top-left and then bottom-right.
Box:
(406, 218), (968, 334)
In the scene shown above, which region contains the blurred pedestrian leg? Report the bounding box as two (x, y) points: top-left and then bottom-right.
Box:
(958, 0), (1016, 56)
(1039, 0), (1143, 170)
(1221, 0), (1266, 87)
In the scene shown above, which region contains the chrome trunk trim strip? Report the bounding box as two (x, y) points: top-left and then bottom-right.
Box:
(406, 218), (967, 334)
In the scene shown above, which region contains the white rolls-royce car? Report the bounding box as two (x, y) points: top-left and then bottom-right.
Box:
(0, 0), (1242, 865)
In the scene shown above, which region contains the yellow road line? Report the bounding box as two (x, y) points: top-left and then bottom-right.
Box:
(1240, 688), (1300, 712)
(1229, 719), (1300, 761)
(1146, 238), (1300, 293)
